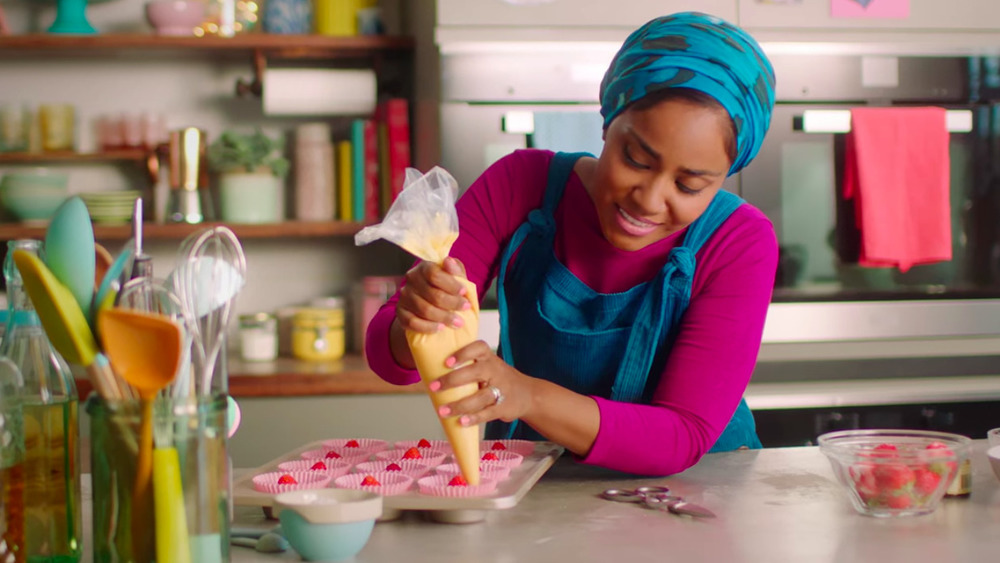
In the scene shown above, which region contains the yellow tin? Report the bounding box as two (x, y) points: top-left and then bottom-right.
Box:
(292, 306), (345, 361)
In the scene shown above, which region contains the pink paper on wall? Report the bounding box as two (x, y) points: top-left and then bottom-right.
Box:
(831, 0), (909, 19)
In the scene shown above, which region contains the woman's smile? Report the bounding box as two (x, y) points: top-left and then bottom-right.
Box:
(615, 206), (661, 237)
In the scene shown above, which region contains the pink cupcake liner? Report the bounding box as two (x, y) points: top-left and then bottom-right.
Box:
(434, 462), (511, 482)
(252, 471), (333, 494)
(416, 474), (498, 497)
(355, 460), (432, 479)
(478, 450), (524, 469)
(277, 459), (353, 478)
(375, 447), (449, 466)
(300, 448), (372, 464)
(394, 439), (453, 452)
(334, 471), (414, 496)
(321, 438), (389, 454)
(481, 439), (535, 457)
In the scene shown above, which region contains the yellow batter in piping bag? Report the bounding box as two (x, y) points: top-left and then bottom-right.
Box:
(356, 167), (481, 485)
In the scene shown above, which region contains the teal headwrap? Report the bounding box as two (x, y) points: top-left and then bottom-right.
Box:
(600, 12), (775, 175)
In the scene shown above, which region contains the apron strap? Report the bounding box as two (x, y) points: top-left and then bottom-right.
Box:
(610, 190), (745, 402)
(497, 152), (589, 365)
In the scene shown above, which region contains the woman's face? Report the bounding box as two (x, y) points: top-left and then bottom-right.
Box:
(588, 98), (734, 252)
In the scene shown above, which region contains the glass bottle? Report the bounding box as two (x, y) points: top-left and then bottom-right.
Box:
(0, 357), (25, 563)
(0, 240), (81, 562)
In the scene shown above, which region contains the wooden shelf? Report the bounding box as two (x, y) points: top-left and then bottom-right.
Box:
(75, 355), (423, 399)
(0, 150), (150, 164)
(0, 220), (370, 241)
(0, 33), (415, 58)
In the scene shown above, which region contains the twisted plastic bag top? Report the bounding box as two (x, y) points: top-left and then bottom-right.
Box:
(354, 167), (461, 265)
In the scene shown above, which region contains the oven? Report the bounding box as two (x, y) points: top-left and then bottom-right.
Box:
(437, 43), (1000, 446)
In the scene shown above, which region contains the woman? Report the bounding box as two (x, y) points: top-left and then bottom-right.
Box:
(367, 12), (777, 476)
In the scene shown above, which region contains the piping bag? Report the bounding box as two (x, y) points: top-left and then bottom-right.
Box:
(356, 167), (481, 485)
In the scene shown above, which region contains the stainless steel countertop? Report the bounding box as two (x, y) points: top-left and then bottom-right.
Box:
(746, 375), (1000, 410)
(169, 441), (1000, 563)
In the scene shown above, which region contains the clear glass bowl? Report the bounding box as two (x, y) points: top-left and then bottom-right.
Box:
(818, 429), (971, 518)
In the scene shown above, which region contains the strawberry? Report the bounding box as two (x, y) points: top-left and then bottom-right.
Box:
(324, 450), (342, 459)
(277, 474), (297, 485)
(360, 475), (381, 486)
(482, 452), (500, 461)
(850, 464), (878, 497)
(447, 476), (468, 486)
(490, 442), (507, 451)
(385, 463), (403, 472)
(345, 439), (361, 448)
(913, 467), (942, 496)
(925, 442), (957, 476)
(870, 444), (899, 458)
(402, 447), (423, 459)
(310, 461), (328, 471)
(417, 438), (432, 448)
(873, 464), (915, 491)
(886, 492), (912, 509)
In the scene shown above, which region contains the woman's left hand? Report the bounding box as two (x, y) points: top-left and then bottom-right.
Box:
(429, 340), (533, 427)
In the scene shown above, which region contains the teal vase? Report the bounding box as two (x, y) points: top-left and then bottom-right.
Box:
(48, 0), (97, 34)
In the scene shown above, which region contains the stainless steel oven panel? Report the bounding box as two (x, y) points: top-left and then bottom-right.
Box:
(440, 102), (602, 191)
(441, 50), (613, 103)
(762, 299), (1000, 343)
(768, 54), (968, 102)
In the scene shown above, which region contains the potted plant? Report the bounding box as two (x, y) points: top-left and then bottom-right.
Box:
(208, 128), (290, 224)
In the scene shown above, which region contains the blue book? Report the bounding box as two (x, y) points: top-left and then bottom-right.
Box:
(350, 119), (366, 221)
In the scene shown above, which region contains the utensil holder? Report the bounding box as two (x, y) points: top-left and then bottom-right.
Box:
(88, 395), (231, 563)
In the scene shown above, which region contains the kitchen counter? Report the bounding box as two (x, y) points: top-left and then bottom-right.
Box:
(78, 441), (1000, 562)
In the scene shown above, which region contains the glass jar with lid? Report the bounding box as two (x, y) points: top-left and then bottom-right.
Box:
(239, 312), (278, 362)
(292, 299), (345, 362)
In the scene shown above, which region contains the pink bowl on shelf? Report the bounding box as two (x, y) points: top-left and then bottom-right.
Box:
(145, 0), (206, 36)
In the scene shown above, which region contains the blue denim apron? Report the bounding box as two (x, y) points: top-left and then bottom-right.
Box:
(488, 152), (761, 453)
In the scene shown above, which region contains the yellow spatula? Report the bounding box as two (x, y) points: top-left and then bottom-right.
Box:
(12, 249), (120, 400)
(98, 308), (189, 563)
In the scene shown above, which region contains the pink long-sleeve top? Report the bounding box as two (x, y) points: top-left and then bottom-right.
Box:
(367, 149), (778, 476)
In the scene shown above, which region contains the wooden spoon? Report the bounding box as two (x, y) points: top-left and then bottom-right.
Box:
(98, 308), (189, 563)
(94, 242), (112, 292)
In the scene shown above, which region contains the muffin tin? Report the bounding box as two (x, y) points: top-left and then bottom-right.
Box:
(234, 438), (563, 523)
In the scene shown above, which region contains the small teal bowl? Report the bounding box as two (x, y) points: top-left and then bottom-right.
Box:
(275, 488), (382, 562)
(0, 170), (69, 222)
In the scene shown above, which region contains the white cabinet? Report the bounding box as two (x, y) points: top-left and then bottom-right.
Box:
(437, 0), (737, 28)
(739, 0), (1000, 31)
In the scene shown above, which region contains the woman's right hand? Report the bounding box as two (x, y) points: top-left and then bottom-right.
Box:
(396, 257), (473, 334)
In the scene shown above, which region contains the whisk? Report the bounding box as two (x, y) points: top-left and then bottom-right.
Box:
(172, 226), (246, 398)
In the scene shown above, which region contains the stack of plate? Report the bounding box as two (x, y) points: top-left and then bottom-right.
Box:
(79, 191), (140, 224)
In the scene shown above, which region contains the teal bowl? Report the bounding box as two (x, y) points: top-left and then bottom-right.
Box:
(276, 489), (382, 562)
(0, 170), (69, 222)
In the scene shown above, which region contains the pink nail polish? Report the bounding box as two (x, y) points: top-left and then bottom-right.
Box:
(428, 381), (440, 391)
(444, 357), (456, 368)
(459, 416), (471, 426)
(451, 316), (464, 328)
(436, 323), (445, 332)
(438, 406), (451, 417)
(459, 286), (468, 296)
(462, 301), (472, 311)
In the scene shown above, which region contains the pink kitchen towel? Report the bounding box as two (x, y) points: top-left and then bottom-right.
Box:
(842, 107), (951, 272)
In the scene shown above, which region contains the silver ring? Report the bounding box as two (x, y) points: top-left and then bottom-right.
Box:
(488, 385), (505, 406)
